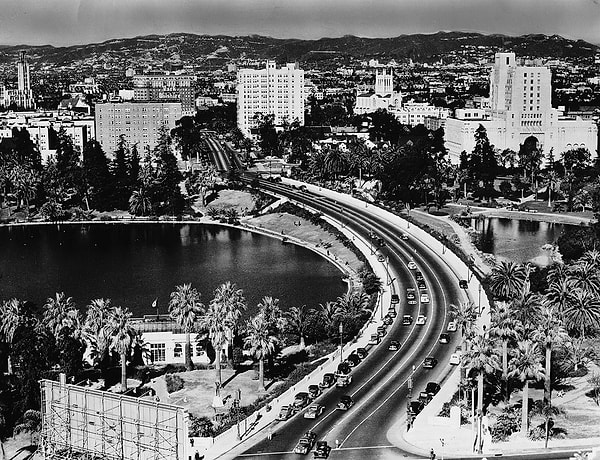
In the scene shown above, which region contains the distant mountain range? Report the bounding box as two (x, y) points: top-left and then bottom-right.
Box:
(0, 31), (598, 67)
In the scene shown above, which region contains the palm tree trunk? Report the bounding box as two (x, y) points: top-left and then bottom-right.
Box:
(503, 339), (509, 403)
(185, 332), (193, 371)
(477, 372), (484, 454)
(258, 357), (265, 392)
(215, 345), (222, 389)
(300, 335), (305, 348)
(544, 343), (552, 406)
(121, 352), (127, 392)
(521, 380), (529, 434)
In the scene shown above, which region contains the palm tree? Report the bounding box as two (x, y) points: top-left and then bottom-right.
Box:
(244, 313), (278, 392)
(336, 290), (370, 319)
(0, 298), (24, 374)
(545, 278), (574, 320)
(257, 296), (285, 336)
(533, 305), (568, 406)
(285, 305), (312, 348)
(201, 300), (228, 389)
(83, 299), (114, 372)
(509, 340), (545, 435)
(107, 306), (136, 392)
(42, 292), (78, 338)
(490, 303), (522, 403)
(580, 249), (600, 269)
(211, 282), (246, 364)
(463, 334), (501, 454)
(562, 289), (600, 341)
(569, 261), (600, 297)
(487, 261), (528, 302)
(511, 292), (543, 336)
(169, 283), (204, 371)
(129, 187), (152, 216)
(546, 264), (570, 287)
(319, 301), (340, 336)
(450, 301), (477, 370)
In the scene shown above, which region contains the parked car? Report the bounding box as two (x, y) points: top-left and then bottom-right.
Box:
(408, 261), (417, 270)
(425, 382), (441, 397)
(449, 353), (461, 365)
(418, 391), (432, 405)
(377, 325), (387, 337)
(377, 253), (385, 262)
(293, 392), (310, 409)
(415, 271), (424, 281)
(387, 307), (397, 318)
(400, 233), (409, 241)
(402, 315), (413, 325)
(368, 334), (380, 345)
(336, 374), (352, 388)
(439, 333), (450, 344)
(416, 315), (427, 325)
(383, 314), (393, 325)
(337, 395), (354, 410)
(391, 293), (400, 304)
(319, 373), (335, 389)
(408, 400), (424, 416)
(423, 356), (438, 369)
(294, 431), (317, 454)
(336, 362), (351, 376)
(345, 353), (361, 367)
(388, 340), (400, 351)
(420, 293), (430, 303)
(277, 404), (294, 420)
(417, 281), (426, 290)
(356, 348), (368, 359)
(304, 404), (325, 419)
(459, 279), (468, 289)
(447, 321), (458, 332)
(308, 384), (321, 399)
(313, 441), (331, 459)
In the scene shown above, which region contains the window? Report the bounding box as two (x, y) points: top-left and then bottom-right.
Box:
(195, 343), (205, 357)
(150, 343), (166, 362)
(174, 343), (183, 358)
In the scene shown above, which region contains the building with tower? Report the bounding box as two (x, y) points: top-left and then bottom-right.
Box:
(445, 52), (597, 162)
(354, 67), (402, 115)
(0, 51), (35, 110)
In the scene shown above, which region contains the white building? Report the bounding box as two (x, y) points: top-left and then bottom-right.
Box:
(445, 52), (598, 162)
(392, 102), (449, 127)
(236, 61), (305, 136)
(354, 67), (402, 115)
(0, 51), (35, 110)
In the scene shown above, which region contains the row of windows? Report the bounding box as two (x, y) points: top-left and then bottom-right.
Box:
(149, 343), (206, 363)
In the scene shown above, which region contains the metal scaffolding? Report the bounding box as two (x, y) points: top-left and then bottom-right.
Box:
(40, 380), (188, 460)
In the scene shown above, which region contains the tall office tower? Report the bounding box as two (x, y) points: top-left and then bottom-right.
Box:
(374, 67), (393, 96)
(236, 61), (305, 136)
(14, 51), (34, 109)
(132, 74), (195, 116)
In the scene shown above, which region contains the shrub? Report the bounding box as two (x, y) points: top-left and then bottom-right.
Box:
(188, 414), (215, 437)
(490, 406), (521, 442)
(165, 374), (184, 393)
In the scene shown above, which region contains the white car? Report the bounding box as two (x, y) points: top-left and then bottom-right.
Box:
(408, 261), (417, 270)
(416, 315), (427, 325)
(449, 353), (461, 365)
(420, 293), (430, 303)
(400, 233), (409, 240)
(447, 321), (457, 332)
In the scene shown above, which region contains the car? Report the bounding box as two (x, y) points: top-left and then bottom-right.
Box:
(368, 334), (380, 345)
(447, 321), (458, 332)
(356, 348), (368, 359)
(319, 373), (335, 389)
(277, 404), (294, 420)
(415, 271), (424, 281)
(439, 333), (450, 344)
(418, 391), (432, 405)
(308, 384), (321, 399)
(377, 253), (385, 262)
(408, 400), (424, 416)
(388, 340), (400, 351)
(402, 315), (413, 325)
(377, 325), (387, 337)
(383, 314), (393, 325)
(336, 362), (351, 376)
(406, 288), (416, 299)
(420, 293), (430, 303)
(408, 261), (417, 270)
(304, 403), (325, 419)
(459, 279), (468, 289)
(345, 353), (360, 367)
(391, 293), (400, 304)
(313, 441), (331, 459)
(416, 315), (427, 325)
(294, 431), (317, 455)
(449, 353), (461, 366)
(423, 356), (438, 369)
(417, 281), (426, 290)
(336, 374), (352, 387)
(425, 382), (441, 397)
(400, 233), (409, 241)
(337, 395), (354, 410)
(387, 308), (397, 318)
(293, 392), (310, 409)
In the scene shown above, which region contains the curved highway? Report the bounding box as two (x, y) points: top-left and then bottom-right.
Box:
(236, 179), (466, 459)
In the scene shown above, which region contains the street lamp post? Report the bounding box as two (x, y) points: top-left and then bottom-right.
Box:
(339, 322), (344, 363)
(478, 283), (482, 314)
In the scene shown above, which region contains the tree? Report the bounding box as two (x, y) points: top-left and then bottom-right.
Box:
(319, 301), (341, 336)
(285, 305), (312, 348)
(324, 146), (348, 180)
(511, 291), (543, 336)
(487, 261), (529, 302)
(570, 261), (600, 297)
(129, 188), (153, 216)
(54, 127), (83, 204)
(152, 125), (184, 215)
(111, 135), (130, 209)
(128, 143), (141, 188)
(107, 306), (135, 392)
(82, 140), (112, 211)
(257, 296), (285, 337)
(256, 114), (279, 157)
(169, 283), (204, 371)
(490, 303), (522, 403)
(509, 340), (545, 435)
(83, 299), (114, 377)
(562, 289), (600, 342)
(13, 409), (41, 446)
(244, 313), (278, 392)
(211, 281), (246, 364)
(0, 298), (24, 374)
(201, 299), (228, 389)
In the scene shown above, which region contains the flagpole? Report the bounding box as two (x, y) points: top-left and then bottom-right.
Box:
(152, 297), (159, 321)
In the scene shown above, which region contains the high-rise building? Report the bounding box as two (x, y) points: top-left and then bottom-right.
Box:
(236, 61), (305, 136)
(0, 51), (35, 110)
(445, 52), (597, 162)
(132, 74), (195, 116)
(95, 101), (183, 154)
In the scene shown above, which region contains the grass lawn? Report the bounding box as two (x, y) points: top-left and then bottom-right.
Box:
(408, 209), (457, 240)
(195, 189), (257, 215)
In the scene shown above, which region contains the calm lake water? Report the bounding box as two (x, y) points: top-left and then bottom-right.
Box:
(0, 223), (346, 317)
(471, 217), (578, 263)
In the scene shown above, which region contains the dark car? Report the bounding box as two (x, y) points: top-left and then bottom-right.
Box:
(377, 325), (387, 337)
(416, 271), (424, 282)
(308, 384), (321, 400)
(391, 293), (400, 304)
(319, 373), (335, 389)
(294, 431), (317, 455)
(459, 279), (468, 289)
(345, 352), (361, 367)
(402, 315), (413, 326)
(417, 281), (426, 290)
(439, 333), (450, 344)
(387, 307), (397, 318)
(418, 391), (431, 405)
(356, 348), (368, 360)
(425, 382), (441, 397)
(336, 374), (352, 387)
(337, 395), (354, 410)
(423, 357), (438, 369)
(336, 362), (351, 376)
(293, 392), (310, 409)
(313, 441), (331, 459)
(408, 400), (424, 416)
(388, 340), (400, 351)
(383, 314), (393, 325)
(277, 404), (294, 420)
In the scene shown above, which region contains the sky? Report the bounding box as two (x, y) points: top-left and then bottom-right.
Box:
(0, 0), (599, 47)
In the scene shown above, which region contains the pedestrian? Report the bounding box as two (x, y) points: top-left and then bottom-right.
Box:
(335, 439), (340, 449)
(267, 427), (272, 441)
(430, 448), (436, 459)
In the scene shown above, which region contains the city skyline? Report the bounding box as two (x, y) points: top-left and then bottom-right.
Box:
(0, 0), (599, 47)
